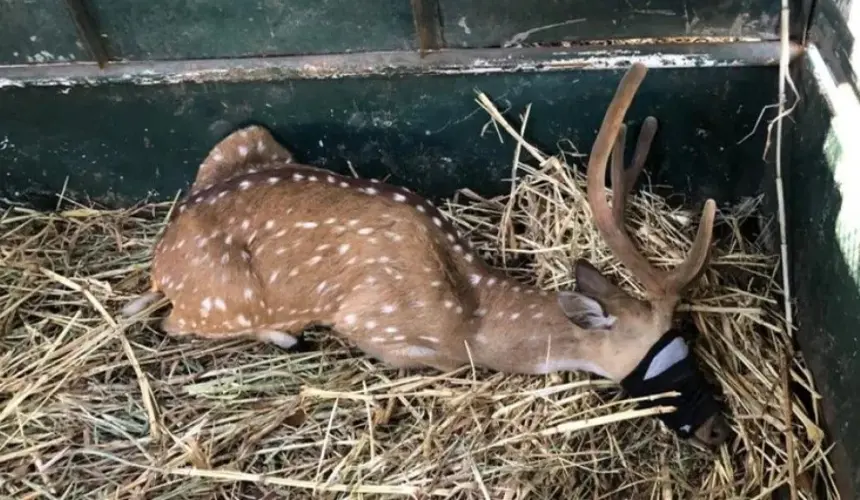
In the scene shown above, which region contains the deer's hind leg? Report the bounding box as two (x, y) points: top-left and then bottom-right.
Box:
(161, 311), (303, 350)
(155, 232), (272, 337)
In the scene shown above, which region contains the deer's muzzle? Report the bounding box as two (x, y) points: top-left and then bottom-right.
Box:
(619, 328), (730, 447)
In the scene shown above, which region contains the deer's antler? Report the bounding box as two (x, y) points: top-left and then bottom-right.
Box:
(587, 63), (717, 299)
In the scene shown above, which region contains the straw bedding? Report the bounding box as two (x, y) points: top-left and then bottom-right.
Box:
(0, 98), (838, 499)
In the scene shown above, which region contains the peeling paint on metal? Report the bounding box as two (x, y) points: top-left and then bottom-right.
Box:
(0, 42), (800, 89)
(0, 78), (25, 88)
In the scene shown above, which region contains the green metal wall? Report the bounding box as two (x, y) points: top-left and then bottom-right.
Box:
(0, 61), (779, 209)
(1, 0), (785, 65)
(787, 47), (860, 498)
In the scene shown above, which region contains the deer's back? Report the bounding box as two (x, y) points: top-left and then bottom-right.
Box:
(151, 165), (484, 345)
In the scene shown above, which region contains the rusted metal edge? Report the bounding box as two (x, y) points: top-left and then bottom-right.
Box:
(410, 0), (444, 56)
(0, 41), (804, 89)
(61, 0), (111, 68)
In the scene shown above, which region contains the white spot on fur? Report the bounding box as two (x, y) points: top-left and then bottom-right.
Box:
(534, 359), (610, 378)
(338, 243), (350, 255)
(260, 331), (298, 348)
(405, 346), (436, 358)
(381, 304), (396, 314)
(237, 314), (252, 327)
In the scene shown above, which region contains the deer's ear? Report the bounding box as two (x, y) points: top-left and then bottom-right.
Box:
(574, 259), (624, 298)
(557, 291), (617, 330)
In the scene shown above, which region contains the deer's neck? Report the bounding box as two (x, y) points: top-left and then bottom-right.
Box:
(465, 269), (613, 380)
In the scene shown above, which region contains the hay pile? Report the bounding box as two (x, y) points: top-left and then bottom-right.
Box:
(0, 99), (837, 499)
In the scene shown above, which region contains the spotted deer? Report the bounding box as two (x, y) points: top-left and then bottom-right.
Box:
(122, 63), (731, 447)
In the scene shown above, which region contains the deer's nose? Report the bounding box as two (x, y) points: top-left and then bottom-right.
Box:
(692, 414), (733, 448)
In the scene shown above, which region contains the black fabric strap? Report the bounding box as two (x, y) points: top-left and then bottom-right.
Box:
(619, 328), (723, 439)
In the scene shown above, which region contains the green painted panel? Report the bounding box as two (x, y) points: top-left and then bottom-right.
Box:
(0, 0), (90, 64)
(86, 0), (417, 61)
(0, 66), (776, 211)
(788, 52), (860, 498)
(441, 0), (781, 48)
(809, 0), (859, 100)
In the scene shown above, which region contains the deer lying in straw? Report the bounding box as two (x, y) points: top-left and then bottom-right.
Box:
(122, 63), (731, 447)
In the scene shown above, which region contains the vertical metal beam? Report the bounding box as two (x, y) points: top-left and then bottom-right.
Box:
(62, 0), (110, 68)
(410, 0), (444, 57)
(791, 0), (819, 43)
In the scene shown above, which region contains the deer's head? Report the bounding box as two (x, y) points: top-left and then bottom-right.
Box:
(574, 63), (731, 448)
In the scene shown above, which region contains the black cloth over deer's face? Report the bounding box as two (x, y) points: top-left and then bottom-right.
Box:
(619, 326), (727, 443)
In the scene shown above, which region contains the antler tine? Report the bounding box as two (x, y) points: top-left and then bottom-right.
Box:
(611, 116), (658, 224)
(587, 63), (666, 294)
(627, 117), (657, 192)
(666, 198), (717, 294)
(610, 123), (628, 224)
